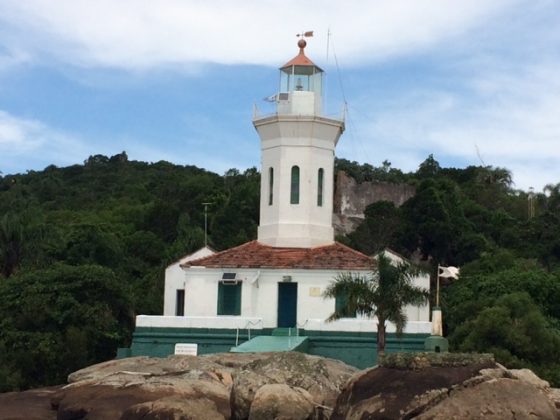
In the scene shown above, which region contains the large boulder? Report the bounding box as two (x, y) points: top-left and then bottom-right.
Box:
(0, 352), (355, 420)
(332, 352), (560, 420)
(53, 354), (241, 419)
(416, 378), (558, 420)
(0, 386), (59, 420)
(248, 384), (315, 420)
(231, 352), (357, 419)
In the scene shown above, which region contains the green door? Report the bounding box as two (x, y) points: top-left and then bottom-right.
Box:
(277, 283), (298, 328)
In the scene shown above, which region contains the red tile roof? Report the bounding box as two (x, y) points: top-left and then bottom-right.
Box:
(280, 43), (323, 71)
(281, 49), (319, 69)
(181, 240), (373, 270)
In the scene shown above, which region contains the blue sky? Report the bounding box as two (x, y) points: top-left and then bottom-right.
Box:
(0, 0), (559, 190)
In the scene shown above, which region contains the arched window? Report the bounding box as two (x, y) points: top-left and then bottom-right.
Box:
(268, 167), (274, 205)
(290, 166), (300, 204)
(317, 168), (324, 206)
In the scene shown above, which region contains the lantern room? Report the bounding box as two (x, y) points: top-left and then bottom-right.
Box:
(277, 39), (324, 116)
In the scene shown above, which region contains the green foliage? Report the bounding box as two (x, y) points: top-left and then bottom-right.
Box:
(0, 264), (133, 390)
(2, 150), (560, 389)
(451, 292), (560, 384)
(444, 257), (560, 385)
(340, 155), (560, 384)
(0, 153), (262, 390)
(335, 158), (412, 184)
(348, 201), (400, 255)
(324, 254), (429, 353)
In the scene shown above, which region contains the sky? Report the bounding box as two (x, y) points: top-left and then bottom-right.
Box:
(0, 0), (559, 191)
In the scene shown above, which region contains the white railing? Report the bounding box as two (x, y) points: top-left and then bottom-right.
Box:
(136, 315), (262, 330)
(235, 319), (264, 346)
(296, 319), (309, 337)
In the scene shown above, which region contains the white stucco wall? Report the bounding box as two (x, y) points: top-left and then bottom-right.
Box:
(163, 247), (215, 316)
(255, 114), (344, 248)
(159, 266), (431, 333)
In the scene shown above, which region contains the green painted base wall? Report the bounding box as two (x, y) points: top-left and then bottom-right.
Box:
(123, 327), (430, 369)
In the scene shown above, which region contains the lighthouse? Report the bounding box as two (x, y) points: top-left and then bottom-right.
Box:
(128, 36), (432, 365)
(254, 38), (345, 248)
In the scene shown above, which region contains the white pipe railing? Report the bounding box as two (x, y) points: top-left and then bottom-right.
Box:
(296, 319), (309, 337)
(235, 319), (263, 346)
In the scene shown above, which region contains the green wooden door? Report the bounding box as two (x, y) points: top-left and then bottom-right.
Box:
(277, 283), (298, 327)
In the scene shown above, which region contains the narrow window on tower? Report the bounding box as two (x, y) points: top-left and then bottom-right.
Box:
(317, 168), (324, 206)
(290, 166), (300, 204)
(268, 167), (274, 205)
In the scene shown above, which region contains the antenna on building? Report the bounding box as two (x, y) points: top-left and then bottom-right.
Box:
(202, 202), (212, 247)
(475, 144), (486, 166)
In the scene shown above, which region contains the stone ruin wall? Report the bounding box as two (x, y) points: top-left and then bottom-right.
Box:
(333, 170), (416, 235)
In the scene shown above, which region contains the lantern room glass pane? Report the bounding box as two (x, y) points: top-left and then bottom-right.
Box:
(279, 66), (323, 96)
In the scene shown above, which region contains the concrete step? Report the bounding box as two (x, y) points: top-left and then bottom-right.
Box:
(230, 335), (308, 353)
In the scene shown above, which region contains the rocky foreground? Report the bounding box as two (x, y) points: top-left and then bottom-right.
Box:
(0, 351), (559, 419)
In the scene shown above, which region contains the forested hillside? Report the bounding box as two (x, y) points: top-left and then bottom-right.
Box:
(1, 152), (559, 390)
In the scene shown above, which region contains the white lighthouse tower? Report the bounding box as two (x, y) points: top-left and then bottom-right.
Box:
(254, 38), (345, 248)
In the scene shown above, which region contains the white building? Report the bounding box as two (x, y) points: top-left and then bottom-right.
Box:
(130, 38), (431, 365)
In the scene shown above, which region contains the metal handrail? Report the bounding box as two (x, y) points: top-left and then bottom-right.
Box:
(244, 319), (262, 341)
(235, 319), (263, 346)
(296, 319), (309, 337)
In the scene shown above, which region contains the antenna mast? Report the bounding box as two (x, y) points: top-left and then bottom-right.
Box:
(202, 202), (211, 247)
(528, 187), (535, 219)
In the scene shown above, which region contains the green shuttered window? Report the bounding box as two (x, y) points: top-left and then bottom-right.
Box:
(268, 167), (274, 205)
(290, 165), (300, 204)
(317, 168), (324, 206)
(217, 282), (242, 315)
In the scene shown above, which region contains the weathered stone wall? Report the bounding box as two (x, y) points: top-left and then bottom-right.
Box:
(332, 171), (416, 235)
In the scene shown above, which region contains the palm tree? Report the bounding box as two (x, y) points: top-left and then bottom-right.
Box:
(323, 253), (429, 355)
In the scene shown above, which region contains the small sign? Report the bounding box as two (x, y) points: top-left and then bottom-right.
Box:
(309, 287), (321, 297)
(174, 343), (198, 356)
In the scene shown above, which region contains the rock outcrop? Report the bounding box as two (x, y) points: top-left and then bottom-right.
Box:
(248, 384), (315, 420)
(332, 352), (560, 420)
(0, 352), (356, 420)
(1, 351), (559, 420)
(333, 171), (416, 235)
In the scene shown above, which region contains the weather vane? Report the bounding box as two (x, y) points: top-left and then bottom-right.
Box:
(296, 31), (314, 38)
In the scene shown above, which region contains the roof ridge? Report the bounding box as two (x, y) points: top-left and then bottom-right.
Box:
(334, 241), (373, 259)
(182, 240), (257, 267)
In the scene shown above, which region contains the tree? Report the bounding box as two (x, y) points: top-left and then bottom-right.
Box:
(348, 201), (401, 255)
(0, 263), (133, 390)
(323, 254), (429, 355)
(416, 154), (441, 179)
(451, 292), (560, 386)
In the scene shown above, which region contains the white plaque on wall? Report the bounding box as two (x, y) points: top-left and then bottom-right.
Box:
(174, 343), (198, 356)
(309, 287), (321, 297)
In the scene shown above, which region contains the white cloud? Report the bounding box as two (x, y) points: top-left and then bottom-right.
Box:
(0, 0), (519, 69)
(0, 111), (92, 173)
(0, 0), (558, 192)
(342, 53), (560, 191)
(0, 48), (30, 73)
